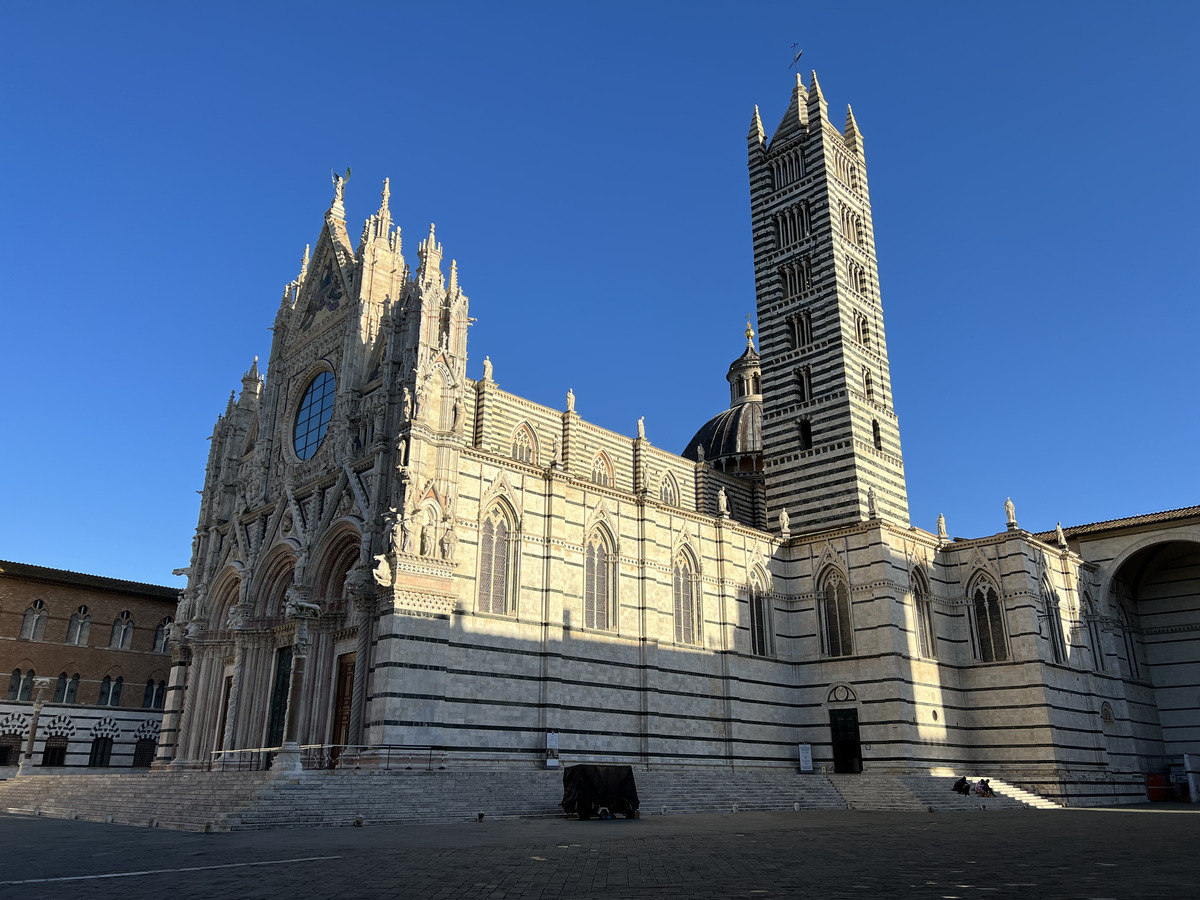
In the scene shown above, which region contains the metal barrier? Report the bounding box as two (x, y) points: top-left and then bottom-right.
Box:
(209, 744), (446, 772)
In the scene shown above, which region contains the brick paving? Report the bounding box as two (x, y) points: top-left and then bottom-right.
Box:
(1, 805), (1198, 899)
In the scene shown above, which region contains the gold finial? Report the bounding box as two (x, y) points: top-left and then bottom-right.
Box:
(745, 314), (755, 344)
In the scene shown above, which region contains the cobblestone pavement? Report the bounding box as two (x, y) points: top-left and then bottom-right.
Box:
(1, 805), (1198, 899)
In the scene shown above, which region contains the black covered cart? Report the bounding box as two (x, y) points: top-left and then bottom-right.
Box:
(560, 764), (640, 819)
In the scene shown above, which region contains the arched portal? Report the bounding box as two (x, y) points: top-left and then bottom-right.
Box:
(1106, 539), (1200, 762)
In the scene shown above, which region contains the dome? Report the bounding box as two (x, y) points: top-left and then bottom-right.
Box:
(683, 400), (761, 464)
(682, 322), (764, 475)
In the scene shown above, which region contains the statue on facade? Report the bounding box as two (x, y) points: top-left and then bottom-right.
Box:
(566, 388), (575, 412)
(225, 603), (245, 631)
(867, 486), (878, 519)
(551, 437), (562, 468)
(779, 508), (790, 536)
(1005, 497), (1018, 530)
(695, 444), (705, 463)
(441, 526), (458, 561)
(637, 417), (645, 440)
(402, 386), (413, 420)
(421, 519), (436, 557)
(1056, 522), (1067, 548)
(482, 356), (493, 381)
(372, 553), (393, 587)
(937, 513), (948, 541)
(284, 586), (321, 618)
(372, 393), (387, 438)
(717, 487), (729, 517)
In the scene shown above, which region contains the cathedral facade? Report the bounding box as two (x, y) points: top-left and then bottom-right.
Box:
(159, 74), (1198, 804)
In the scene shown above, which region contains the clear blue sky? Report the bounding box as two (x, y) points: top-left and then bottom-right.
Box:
(2, 2), (1196, 586)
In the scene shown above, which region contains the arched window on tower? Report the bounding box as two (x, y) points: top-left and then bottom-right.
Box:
(971, 578), (1008, 663)
(855, 312), (871, 347)
(20, 600), (47, 641)
(863, 368), (874, 403)
(584, 529), (615, 631)
(110, 611), (134, 650)
(66, 606), (91, 646)
(673, 552), (698, 645)
(799, 418), (813, 452)
(477, 504), (514, 615)
(819, 570), (853, 657)
(795, 366), (811, 402)
(872, 420), (882, 451)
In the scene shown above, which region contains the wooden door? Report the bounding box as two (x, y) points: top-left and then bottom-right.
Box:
(830, 709), (862, 774)
(330, 652), (356, 758)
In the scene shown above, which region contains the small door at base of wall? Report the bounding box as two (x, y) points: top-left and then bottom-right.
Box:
(830, 708), (862, 774)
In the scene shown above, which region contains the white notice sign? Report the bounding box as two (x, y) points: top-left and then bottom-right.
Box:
(546, 731), (560, 768)
(798, 742), (813, 773)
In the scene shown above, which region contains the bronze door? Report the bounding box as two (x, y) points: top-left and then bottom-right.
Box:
(330, 652), (356, 759)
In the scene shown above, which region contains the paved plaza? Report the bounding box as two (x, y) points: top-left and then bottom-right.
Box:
(1, 806), (1198, 899)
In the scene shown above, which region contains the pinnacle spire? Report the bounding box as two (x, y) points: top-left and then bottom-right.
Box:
(844, 104), (862, 154)
(806, 70), (828, 129)
(448, 258), (459, 294)
(749, 105), (764, 141)
(299, 244), (310, 280)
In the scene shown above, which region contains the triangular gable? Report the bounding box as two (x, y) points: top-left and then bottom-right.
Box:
(291, 223), (357, 346)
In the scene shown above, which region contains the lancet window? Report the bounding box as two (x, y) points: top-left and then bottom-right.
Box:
(511, 426), (534, 464)
(911, 568), (935, 659)
(748, 576), (773, 657)
(477, 505), (514, 615)
(673, 553), (699, 645)
(584, 530), (615, 631)
(659, 474), (679, 507)
(820, 570), (853, 657)
(971, 579), (1008, 662)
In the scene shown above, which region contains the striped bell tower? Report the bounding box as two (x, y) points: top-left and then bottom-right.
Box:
(748, 72), (909, 531)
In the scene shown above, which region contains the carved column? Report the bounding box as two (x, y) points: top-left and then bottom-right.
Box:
(348, 592), (376, 746)
(282, 620), (311, 745)
(221, 635), (247, 751)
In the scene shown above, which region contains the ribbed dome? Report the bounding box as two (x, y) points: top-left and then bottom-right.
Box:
(682, 400), (762, 463)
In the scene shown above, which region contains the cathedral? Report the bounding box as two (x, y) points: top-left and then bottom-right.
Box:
(159, 73), (1200, 804)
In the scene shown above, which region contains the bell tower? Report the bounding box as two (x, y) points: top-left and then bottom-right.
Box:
(748, 72), (909, 531)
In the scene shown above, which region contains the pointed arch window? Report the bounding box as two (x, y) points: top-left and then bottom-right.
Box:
(748, 578), (773, 657)
(659, 474), (679, 507)
(1082, 593), (1104, 672)
(584, 530), (616, 631)
(153, 618), (172, 653)
(9, 669), (35, 701)
(673, 554), (699, 645)
(511, 426), (535, 464)
(971, 579), (1008, 662)
(98, 675), (123, 707)
(20, 600), (47, 641)
(591, 454), (611, 487)
(820, 570), (853, 657)
(872, 420), (882, 451)
(911, 568), (936, 659)
(64, 605), (91, 646)
(1042, 582), (1067, 664)
(110, 610), (134, 650)
(477, 505), (514, 615)
(143, 678), (166, 709)
(863, 367), (874, 403)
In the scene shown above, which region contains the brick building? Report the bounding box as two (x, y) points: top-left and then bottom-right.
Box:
(0, 560), (177, 770)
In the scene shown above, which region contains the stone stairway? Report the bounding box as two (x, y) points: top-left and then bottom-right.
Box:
(0, 770), (273, 831)
(899, 775), (1032, 811)
(232, 766), (851, 830)
(0, 766), (1065, 832)
(986, 778), (1063, 810)
(826, 773), (927, 811)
